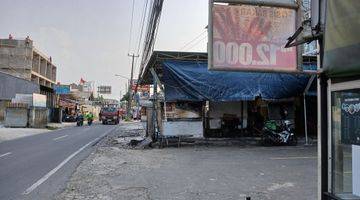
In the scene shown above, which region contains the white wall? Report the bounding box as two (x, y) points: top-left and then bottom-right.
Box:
(163, 121), (203, 138)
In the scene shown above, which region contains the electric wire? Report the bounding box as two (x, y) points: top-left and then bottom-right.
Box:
(134, 0), (150, 72)
(182, 34), (207, 52)
(128, 0), (136, 53)
(179, 30), (207, 51)
(136, 0), (150, 56)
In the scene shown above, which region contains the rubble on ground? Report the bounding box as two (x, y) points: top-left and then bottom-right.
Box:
(101, 122), (152, 149)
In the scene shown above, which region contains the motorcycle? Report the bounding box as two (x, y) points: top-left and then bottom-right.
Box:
(76, 114), (84, 126)
(86, 113), (94, 126)
(87, 118), (93, 126)
(262, 120), (297, 146)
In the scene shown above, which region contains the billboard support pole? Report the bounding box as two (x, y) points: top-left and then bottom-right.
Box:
(208, 0), (213, 70)
(296, 0), (303, 72)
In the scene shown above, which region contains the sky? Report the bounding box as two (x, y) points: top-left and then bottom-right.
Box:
(0, 0), (208, 100)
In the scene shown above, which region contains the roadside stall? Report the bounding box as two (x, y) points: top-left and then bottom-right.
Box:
(138, 51), (312, 141)
(162, 60), (309, 138)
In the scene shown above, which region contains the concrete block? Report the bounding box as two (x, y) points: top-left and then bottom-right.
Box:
(0, 100), (10, 121)
(28, 107), (48, 128)
(4, 107), (28, 127)
(163, 121), (203, 138)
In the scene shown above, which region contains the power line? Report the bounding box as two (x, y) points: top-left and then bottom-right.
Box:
(127, 0), (136, 53)
(134, 0), (150, 72)
(183, 34), (207, 51)
(136, 0), (149, 55)
(179, 29), (207, 51)
(137, 0), (164, 84)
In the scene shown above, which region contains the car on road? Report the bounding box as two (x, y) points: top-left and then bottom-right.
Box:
(99, 107), (120, 125)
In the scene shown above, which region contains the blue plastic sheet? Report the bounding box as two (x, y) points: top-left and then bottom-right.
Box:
(163, 60), (310, 102)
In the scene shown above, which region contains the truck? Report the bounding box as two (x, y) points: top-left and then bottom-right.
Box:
(99, 107), (120, 125)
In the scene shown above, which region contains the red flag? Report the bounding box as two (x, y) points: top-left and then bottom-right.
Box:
(80, 78), (86, 84)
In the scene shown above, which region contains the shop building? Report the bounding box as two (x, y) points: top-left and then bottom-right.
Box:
(138, 51), (315, 141)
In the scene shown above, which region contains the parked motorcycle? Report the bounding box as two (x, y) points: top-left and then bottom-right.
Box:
(262, 120), (297, 146)
(76, 114), (84, 126)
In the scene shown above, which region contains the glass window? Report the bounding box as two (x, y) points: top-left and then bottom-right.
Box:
(331, 89), (360, 199)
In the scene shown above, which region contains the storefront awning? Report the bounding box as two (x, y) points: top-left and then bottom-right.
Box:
(163, 60), (310, 101)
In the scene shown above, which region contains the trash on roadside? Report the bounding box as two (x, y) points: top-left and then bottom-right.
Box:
(112, 136), (152, 149)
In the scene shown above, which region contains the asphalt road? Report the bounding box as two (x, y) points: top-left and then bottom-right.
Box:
(0, 123), (117, 200)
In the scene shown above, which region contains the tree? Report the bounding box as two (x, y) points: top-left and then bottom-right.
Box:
(121, 92), (130, 102)
(88, 93), (95, 101)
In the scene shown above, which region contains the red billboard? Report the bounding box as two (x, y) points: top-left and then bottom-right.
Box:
(209, 3), (297, 72)
(132, 84), (150, 93)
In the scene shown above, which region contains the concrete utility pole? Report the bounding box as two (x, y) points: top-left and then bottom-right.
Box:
(127, 53), (139, 118)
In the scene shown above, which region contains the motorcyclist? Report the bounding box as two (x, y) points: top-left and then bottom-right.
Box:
(76, 111), (84, 126)
(85, 112), (94, 125)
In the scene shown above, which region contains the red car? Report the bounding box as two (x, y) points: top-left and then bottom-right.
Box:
(99, 107), (120, 125)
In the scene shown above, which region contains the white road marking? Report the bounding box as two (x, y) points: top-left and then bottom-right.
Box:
(270, 156), (317, 160)
(0, 152), (12, 158)
(53, 135), (68, 141)
(23, 127), (115, 195)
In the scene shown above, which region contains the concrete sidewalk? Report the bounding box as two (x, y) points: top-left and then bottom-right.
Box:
(0, 128), (50, 143)
(47, 122), (75, 129)
(0, 122), (75, 143)
(54, 122), (317, 200)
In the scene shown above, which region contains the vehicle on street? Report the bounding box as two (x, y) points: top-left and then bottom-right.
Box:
(85, 112), (94, 126)
(262, 120), (297, 146)
(76, 114), (84, 126)
(99, 107), (120, 125)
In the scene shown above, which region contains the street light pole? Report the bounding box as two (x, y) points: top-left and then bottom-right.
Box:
(114, 74), (130, 111)
(127, 53), (139, 118)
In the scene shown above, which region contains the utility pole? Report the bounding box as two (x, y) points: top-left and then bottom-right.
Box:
(127, 53), (139, 118)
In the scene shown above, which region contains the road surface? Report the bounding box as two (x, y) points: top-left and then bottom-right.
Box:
(0, 123), (117, 200)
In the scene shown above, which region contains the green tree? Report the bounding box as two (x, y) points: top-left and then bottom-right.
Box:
(121, 92), (130, 102)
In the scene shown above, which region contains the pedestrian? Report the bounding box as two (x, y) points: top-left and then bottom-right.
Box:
(254, 106), (264, 131)
(280, 105), (288, 120)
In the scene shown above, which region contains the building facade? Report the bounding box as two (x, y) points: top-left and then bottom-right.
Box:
(0, 38), (57, 107)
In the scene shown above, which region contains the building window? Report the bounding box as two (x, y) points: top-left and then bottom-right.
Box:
(331, 89), (360, 199)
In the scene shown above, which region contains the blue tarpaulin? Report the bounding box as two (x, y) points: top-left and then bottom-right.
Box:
(163, 60), (310, 102)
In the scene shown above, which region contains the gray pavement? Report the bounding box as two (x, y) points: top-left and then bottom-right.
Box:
(0, 122), (117, 200)
(55, 122), (317, 200)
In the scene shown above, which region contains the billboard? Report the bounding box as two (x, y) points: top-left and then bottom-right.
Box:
(209, 3), (297, 72)
(54, 85), (70, 94)
(97, 86), (111, 94)
(132, 84), (150, 92)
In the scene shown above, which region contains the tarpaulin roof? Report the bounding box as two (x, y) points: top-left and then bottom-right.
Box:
(163, 60), (310, 102)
